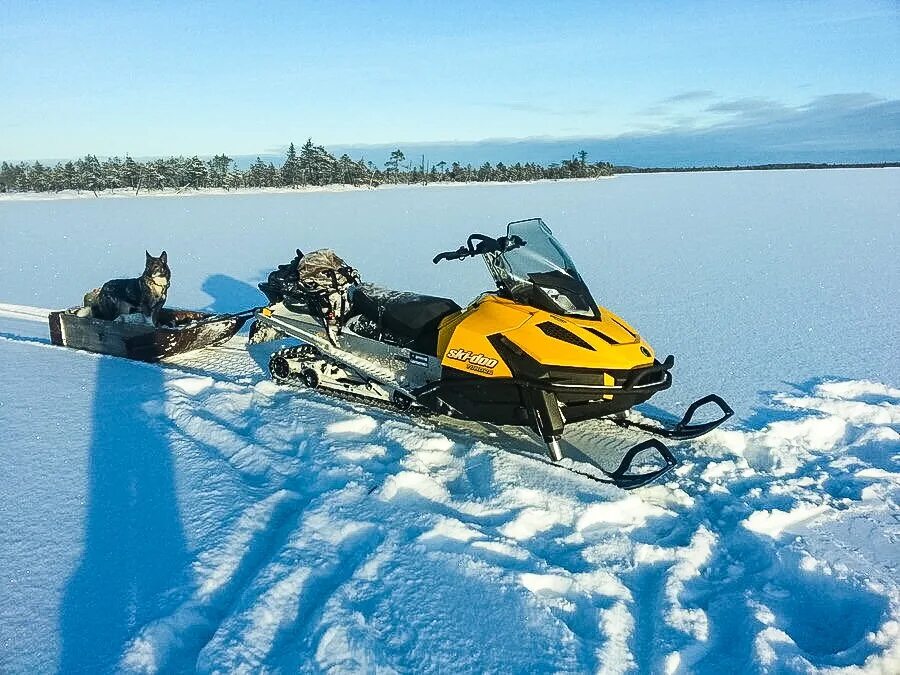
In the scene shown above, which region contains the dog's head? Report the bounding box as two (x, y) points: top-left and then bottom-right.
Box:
(144, 250), (171, 283)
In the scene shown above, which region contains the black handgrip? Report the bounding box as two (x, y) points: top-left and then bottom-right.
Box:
(432, 246), (470, 264)
(433, 231), (525, 264)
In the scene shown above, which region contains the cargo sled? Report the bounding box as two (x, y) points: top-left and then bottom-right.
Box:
(49, 306), (252, 362)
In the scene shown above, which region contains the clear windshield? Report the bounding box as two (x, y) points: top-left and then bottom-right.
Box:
(486, 218), (599, 317)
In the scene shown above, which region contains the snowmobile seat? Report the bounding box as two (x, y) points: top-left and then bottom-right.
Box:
(350, 284), (461, 355)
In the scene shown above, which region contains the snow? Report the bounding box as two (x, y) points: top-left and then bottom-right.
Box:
(742, 503), (834, 538)
(1, 170), (898, 673)
(326, 416), (378, 436)
(577, 495), (673, 530)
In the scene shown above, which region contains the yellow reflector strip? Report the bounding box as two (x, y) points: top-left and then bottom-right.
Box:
(603, 372), (615, 400)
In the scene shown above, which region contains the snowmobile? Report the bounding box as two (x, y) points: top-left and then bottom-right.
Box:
(250, 218), (732, 489)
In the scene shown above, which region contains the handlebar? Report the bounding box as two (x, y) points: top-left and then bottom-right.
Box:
(432, 246), (471, 264)
(432, 233), (525, 264)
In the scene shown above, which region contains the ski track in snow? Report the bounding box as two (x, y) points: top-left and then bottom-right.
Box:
(1, 305), (898, 673)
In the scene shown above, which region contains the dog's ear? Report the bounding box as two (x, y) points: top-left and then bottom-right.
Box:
(160, 250), (167, 264)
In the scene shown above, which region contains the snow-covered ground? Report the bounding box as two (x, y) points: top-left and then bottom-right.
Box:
(1, 170), (898, 673)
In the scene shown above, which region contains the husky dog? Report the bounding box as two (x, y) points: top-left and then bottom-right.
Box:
(93, 250), (170, 324)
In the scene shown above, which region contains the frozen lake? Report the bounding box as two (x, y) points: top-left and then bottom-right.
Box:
(2, 169), (897, 421)
(2, 169), (899, 673)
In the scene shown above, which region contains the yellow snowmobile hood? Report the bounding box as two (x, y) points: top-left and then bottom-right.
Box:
(438, 294), (655, 378)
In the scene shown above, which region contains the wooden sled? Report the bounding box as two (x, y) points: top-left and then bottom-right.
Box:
(48, 306), (253, 362)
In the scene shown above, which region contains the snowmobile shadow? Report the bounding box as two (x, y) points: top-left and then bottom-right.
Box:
(633, 401), (681, 426)
(59, 355), (190, 673)
(202, 273), (265, 315)
(436, 416), (630, 496)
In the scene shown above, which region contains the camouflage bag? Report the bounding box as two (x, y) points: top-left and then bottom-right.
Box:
(295, 249), (361, 325)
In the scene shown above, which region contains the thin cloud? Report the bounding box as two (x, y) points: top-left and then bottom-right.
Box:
(802, 92), (883, 111)
(700, 93), (891, 134)
(809, 8), (899, 25)
(682, 92), (899, 154)
(641, 104), (671, 117)
(485, 101), (599, 117)
(323, 92), (899, 167)
(661, 90), (716, 104)
(641, 90), (718, 119)
(706, 97), (790, 116)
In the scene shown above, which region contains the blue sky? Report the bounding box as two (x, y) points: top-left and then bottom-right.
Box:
(1, 1), (898, 164)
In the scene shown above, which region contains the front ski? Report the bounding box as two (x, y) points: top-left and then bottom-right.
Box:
(613, 394), (734, 440)
(571, 438), (678, 489)
(496, 437), (678, 491)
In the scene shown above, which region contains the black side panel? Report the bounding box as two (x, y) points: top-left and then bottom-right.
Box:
(417, 371), (531, 426)
(485, 332), (666, 418)
(562, 395), (655, 421)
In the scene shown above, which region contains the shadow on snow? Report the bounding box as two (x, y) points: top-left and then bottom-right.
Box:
(59, 355), (190, 673)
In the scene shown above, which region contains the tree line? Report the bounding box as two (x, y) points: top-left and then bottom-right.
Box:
(616, 161), (900, 173)
(0, 139), (614, 194)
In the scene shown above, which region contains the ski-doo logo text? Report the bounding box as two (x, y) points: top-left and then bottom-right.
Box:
(446, 348), (499, 374)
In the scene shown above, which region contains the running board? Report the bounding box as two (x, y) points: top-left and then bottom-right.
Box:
(614, 394), (734, 440)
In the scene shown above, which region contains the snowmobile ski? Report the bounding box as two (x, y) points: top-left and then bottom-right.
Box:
(504, 438), (678, 490)
(612, 394), (734, 440)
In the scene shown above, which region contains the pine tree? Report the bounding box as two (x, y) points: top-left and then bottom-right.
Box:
(248, 157), (268, 187)
(208, 154), (232, 188)
(385, 149), (405, 183)
(149, 159), (171, 190)
(187, 156), (208, 188)
(433, 160), (447, 182)
(0, 161), (12, 192)
(281, 142), (300, 187)
(29, 161), (49, 191)
(298, 138), (337, 186)
(265, 162), (280, 187)
(80, 154), (104, 193)
(102, 156), (124, 189)
(122, 155), (141, 189)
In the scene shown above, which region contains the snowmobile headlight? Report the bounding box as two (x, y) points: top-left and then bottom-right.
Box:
(538, 286), (593, 317)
